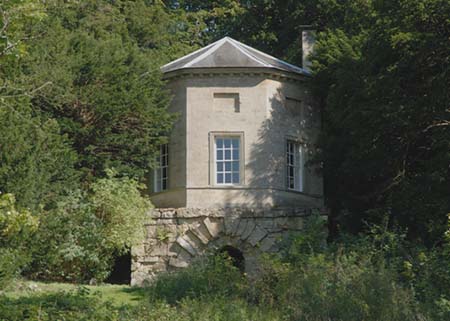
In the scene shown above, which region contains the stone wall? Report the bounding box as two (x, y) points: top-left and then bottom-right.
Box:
(131, 207), (326, 286)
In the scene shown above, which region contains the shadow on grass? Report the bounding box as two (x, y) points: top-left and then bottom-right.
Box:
(119, 286), (148, 303)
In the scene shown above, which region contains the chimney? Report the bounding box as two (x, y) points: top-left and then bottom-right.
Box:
(302, 30), (315, 73)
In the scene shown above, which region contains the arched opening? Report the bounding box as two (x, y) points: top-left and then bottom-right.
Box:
(106, 250), (131, 284)
(217, 245), (245, 272)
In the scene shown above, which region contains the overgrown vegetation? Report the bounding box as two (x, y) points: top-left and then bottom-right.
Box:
(3, 217), (450, 320)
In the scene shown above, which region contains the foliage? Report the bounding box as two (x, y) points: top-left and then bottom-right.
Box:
(147, 253), (246, 304)
(0, 288), (277, 321)
(0, 100), (79, 212)
(0, 0), (46, 60)
(0, 193), (38, 287)
(28, 172), (151, 282)
(90, 169), (152, 251)
(310, 0), (450, 243)
(5, 219), (450, 320)
(17, 1), (198, 178)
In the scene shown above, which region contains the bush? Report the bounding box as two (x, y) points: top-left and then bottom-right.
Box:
(249, 216), (429, 321)
(28, 171), (152, 282)
(0, 193), (38, 288)
(147, 253), (247, 304)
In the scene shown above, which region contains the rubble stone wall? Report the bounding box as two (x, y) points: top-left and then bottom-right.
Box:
(131, 207), (324, 286)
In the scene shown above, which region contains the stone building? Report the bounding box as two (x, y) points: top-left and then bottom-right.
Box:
(131, 34), (325, 286)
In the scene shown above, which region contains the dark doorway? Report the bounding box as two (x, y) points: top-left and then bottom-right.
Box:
(106, 250), (131, 284)
(218, 246), (245, 272)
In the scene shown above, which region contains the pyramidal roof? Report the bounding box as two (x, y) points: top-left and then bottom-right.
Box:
(161, 37), (309, 76)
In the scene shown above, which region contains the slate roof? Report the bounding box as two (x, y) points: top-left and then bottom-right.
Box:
(161, 37), (309, 76)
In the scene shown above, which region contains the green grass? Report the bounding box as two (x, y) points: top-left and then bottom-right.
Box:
(3, 279), (146, 307)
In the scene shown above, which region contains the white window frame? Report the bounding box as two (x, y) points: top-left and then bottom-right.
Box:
(154, 144), (168, 193)
(209, 132), (244, 186)
(286, 140), (304, 192)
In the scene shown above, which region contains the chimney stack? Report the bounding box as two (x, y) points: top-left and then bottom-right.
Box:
(302, 30), (315, 73)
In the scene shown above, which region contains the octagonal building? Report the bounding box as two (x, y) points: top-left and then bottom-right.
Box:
(152, 36), (323, 208)
(132, 36), (324, 285)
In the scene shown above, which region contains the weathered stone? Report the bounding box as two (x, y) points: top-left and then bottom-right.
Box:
(274, 217), (289, 230)
(259, 235), (277, 252)
(131, 207), (321, 286)
(190, 223), (211, 245)
(131, 244), (145, 257)
(142, 256), (160, 263)
(247, 225), (268, 246)
(258, 218), (274, 230)
(169, 257), (189, 268)
(160, 210), (176, 218)
(203, 217), (222, 238)
(293, 208), (308, 215)
(224, 216), (240, 235)
(147, 243), (168, 256)
(235, 219), (248, 237)
(176, 236), (196, 256)
(240, 220), (256, 240)
(184, 231), (204, 252)
(146, 225), (157, 238)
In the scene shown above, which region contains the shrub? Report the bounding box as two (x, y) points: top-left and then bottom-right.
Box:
(147, 253), (247, 304)
(0, 193), (38, 288)
(28, 171), (152, 282)
(250, 216), (428, 321)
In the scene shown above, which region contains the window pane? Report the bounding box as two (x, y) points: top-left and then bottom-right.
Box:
(289, 177), (294, 189)
(232, 161), (239, 171)
(289, 143), (294, 153)
(225, 150), (231, 160)
(217, 173), (224, 183)
(224, 139), (231, 148)
(217, 150), (223, 160)
(289, 166), (294, 176)
(217, 162), (223, 172)
(232, 149), (239, 160)
(232, 139), (239, 148)
(162, 168), (167, 177)
(225, 173), (232, 183)
(216, 138), (223, 148)
(232, 173), (239, 183)
(225, 162), (231, 171)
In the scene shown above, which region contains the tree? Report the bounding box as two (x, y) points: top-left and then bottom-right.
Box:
(311, 0), (450, 243)
(19, 1), (177, 178)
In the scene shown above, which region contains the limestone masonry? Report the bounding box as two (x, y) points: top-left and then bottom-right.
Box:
(131, 207), (326, 286)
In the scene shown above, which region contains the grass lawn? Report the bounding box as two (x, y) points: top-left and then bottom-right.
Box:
(3, 279), (147, 307)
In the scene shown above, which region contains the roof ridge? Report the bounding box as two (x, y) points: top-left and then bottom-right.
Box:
(232, 38), (306, 73)
(161, 36), (308, 76)
(161, 38), (221, 70)
(225, 37), (271, 68)
(183, 38), (228, 68)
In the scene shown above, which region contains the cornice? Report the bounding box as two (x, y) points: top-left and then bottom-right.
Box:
(162, 67), (310, 83)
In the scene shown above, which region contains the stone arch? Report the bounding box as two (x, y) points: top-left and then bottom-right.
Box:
(217, 245), (245, 271)
(131, 207), (317, 286)
(167, 216), (272, 273)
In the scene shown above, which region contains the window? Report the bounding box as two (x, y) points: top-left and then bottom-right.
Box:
(154, 144), (168, 192)
(215, 137), (240, 185)
(286, 140), (304, 192)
